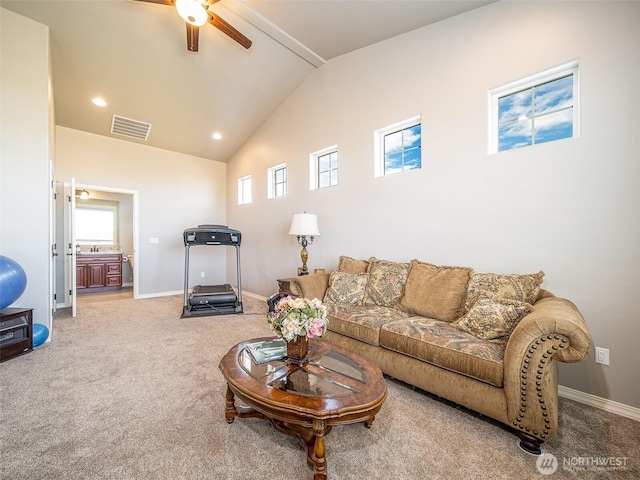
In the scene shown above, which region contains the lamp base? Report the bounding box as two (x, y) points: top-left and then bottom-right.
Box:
(299, 244), (309, 276)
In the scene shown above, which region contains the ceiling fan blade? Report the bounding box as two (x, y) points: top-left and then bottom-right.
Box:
(207, 13), (252, 49)
(186, 23), (199, 52)
(131, 0), (174, 5)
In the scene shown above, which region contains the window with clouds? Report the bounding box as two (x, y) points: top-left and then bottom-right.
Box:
(490, 60), (579, 153)
(374, 116), (421, 177)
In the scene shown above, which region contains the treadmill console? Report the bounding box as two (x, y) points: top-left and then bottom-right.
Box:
(183, 225), (241, 247)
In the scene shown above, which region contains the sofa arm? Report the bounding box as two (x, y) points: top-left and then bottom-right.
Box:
(289, 273), (330, 300)
(503, 296), (591, 447)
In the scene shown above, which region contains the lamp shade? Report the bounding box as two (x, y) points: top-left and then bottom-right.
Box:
(289, 213), (320, 236)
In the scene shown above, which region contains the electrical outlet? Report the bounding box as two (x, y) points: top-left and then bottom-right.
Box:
(200, 271), (205, 278)
(595, 347), (609, 365)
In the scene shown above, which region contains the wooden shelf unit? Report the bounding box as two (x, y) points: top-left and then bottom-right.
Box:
(0, 307), (33, 362)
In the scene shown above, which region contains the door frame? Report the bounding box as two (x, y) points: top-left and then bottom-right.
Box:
(64, 183), (140, 309)
(63, 179), (77, 316)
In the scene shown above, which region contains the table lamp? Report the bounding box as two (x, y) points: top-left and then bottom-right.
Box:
(289, 213), (320, 275)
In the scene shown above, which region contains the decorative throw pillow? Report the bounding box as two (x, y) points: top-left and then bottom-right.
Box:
(324, 272), (369, 305)
(363, 258), (410, 307)
(337, 256), (370, 274)
(462, 271), (544, 315)
(398, 260), (472, 322)
(455, 291), (534, 341)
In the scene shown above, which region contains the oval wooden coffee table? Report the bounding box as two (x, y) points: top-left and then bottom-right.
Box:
(219, 337), (387, 479)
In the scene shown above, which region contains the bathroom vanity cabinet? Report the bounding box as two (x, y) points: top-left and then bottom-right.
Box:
(76, 254), (123, 293)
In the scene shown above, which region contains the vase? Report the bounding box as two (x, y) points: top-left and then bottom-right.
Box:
(286, 336), (309, 364)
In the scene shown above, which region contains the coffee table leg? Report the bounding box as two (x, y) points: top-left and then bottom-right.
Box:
(313, 419), (327, 479)
(224, 385), (237, 424)
(365, 415), (376, 428)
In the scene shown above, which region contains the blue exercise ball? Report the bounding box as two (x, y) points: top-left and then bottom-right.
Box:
(33, 323), (49, 347)
(0, 255), (27, 309)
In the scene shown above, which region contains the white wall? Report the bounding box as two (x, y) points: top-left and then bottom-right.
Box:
(226, 1), (639, 407)
(55, 127), (227, 298)
(1, 9), (53, 332)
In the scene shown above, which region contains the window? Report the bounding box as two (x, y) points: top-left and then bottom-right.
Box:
(374, 116), (421, 176)
(267, 163), (287, 199)
(76, 201), (118, 245)
(310, 146), (338, 190)
(489, 60), (579, 153)
(238, 175), (252, 205)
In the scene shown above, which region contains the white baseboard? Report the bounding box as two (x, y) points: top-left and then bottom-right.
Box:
(116, 287), (267, 300)
(135, 289), (267, 302)
(558, 385), (640, 421)
(242, 290), (266, 301)
(56, 289), (264, 305)
(136, 290), (182, 299)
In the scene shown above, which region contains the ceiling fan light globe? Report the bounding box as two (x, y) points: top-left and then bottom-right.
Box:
(176, 0), (208, 27)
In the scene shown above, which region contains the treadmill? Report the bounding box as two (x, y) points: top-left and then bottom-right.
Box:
(181, 225), (243, 317)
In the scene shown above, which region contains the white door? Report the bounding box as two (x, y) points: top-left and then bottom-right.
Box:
(63, 179), (77, 317)
(51, 175), (57, 315)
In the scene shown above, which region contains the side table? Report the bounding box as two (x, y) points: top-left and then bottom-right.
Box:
(277, 277), (297, 297)
(0, 307), (33, 362)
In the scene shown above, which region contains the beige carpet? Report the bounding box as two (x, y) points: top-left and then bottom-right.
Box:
(1, 294), (638, 479)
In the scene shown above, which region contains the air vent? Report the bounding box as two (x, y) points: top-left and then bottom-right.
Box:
(110, 115), (152, 141)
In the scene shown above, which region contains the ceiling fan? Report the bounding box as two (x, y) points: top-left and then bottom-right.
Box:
(133, 0), (252, 52)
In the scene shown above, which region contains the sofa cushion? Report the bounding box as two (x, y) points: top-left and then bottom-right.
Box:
(288, 280), (303, 297)
(379, 317), (505, 387)
(291, 273), (330, 300)
(463, 270), (544, 314)
(363, 258), (410, 307)
(398, 260), (472, 322)
(324, 272), (369, 305)
(325, 303), (410, 346)
(455, 291), (534, 341)
(337, 256), (370, 274)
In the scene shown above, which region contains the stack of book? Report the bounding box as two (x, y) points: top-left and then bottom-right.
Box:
(246, 338), (287, 364)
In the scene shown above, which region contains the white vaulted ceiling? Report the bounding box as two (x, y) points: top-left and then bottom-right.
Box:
(1, 0), (495, 162)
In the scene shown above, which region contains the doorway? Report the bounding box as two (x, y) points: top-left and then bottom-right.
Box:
(58, 183), (139, 314)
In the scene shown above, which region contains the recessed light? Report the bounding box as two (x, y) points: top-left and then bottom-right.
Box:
(91, 97), (107, 107)
(212, 132), (222, 140)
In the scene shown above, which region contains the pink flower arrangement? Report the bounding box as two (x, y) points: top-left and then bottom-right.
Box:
(266, 296), (329, 342)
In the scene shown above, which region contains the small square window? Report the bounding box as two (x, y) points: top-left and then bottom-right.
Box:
(268, 163), (287, 199)
(238, 175), (251, 205)
(310, 146), (338, 190)
(489, 60), (579, 153)
(374, 116), (421, 177)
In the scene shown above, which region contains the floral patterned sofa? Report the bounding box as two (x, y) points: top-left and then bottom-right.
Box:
(288, 256), (592, 454)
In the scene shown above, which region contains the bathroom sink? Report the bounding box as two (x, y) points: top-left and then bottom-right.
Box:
(77, 251), (123, 255)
